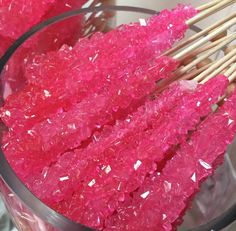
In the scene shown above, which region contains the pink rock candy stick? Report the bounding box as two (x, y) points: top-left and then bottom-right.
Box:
(56, 76), (227, 229)
(22, 76), (228, 230)
(3, 56), (177, 181)
(105, 86), (236, 231)
(1, 4), (197, 133)
(0, 0), (86, 47)
(0, 0), (55, 40)
(1, 5), (198, 182)
(26, 79), (196, 201)
(0, 4), (200, 230)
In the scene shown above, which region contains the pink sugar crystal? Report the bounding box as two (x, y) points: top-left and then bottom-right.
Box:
(0, 0), (86, 98)
(0, 0), (85, 43)
(0, 36), (27, 97)
(19, 76), (228, 230)
(0, 4), (199, 229)
(26, 4), (197, 86)
(1, 48), (31, 98)
(1, 4), (198, 182)
(1, 4), (197, 133)
(54, 76), (227, 229)
(27, 0), (87, 52)
(0, 0), (55, 40)
(105, 81), (236, 231)
(25, 80), (195, 202)
(3, 56), (178, 181)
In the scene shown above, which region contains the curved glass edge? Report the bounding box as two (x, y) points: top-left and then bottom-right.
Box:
(189, 204), (236, 231)
(0, 150), (91, 231)
(0, 5), (159, 73)
(0, 5), (159, 231)
(0, 4), (227, 231)
(0, 177), (57, 231)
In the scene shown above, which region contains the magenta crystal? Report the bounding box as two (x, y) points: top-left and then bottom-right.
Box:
(0, 4), (202, 230)
(0, 0), (86, 43)
(1, 4), (198, 181)
(16, 76), (228, 230)
(0, 0), (55, 40)
(0, 0), (86, 97)
(1, 4), (197, 133)
(25, 79), (195, 200)
(105, 79), (236, 231)
(3, 56), (178, 182)
(61, 76), (228, 229)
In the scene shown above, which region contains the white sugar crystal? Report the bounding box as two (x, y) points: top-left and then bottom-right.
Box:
(134, 160), (142, 170)
(139, 18), (147, 26)
(140, 191), (150, 199)
(88, 179), (96, 187)
(199, 159), (212, 170)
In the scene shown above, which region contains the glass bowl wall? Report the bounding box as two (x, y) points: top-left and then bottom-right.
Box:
(0, 4), (235, 231)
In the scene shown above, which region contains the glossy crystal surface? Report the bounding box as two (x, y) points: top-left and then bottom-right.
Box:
(0, 4), (206, 230)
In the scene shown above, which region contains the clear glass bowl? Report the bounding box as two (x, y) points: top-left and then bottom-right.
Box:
(0, 4), (235, 231)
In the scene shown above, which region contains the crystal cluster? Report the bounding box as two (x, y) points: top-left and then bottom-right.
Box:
(0, 0), (86, 97)
(1, 4), (197, 133)
(25, 80), (196, 206)
(1, 5), (197, 182)
(104, 84), (236, 231)
(0, 0), (86, 46)
(21, 76), (227, 230)
(0, 4), (209, 231)
(3, 56), (178, 182)
(0, 0), (55, 40)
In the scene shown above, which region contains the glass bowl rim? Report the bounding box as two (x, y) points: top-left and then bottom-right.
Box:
(0, 4), (233, 231)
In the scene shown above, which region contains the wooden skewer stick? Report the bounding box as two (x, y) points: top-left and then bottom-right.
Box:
(186, 0), (236, 26)
(196, 48), (236, 83)
(201, 55), (236, 83)
(211, 30), (228, 42)
(225, 63), (236, 76)
(157, 33), (235, 91)
(227, 64), (236, 82)
(164, 13), (236, 56)
(191, 36), (225, 55)
(224, 45), (236, 55)
(179, 63), (213, 80)
(229, 73), (236, 83)
(176, 33), (236, 76)
(197, 0), (223, 11)
(225, 83), (236, 96)
(180, 35), (226, 63)
(174, 17), (236, 60)
(197, 58), (213, 69)
(156, 61), (214, 93)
